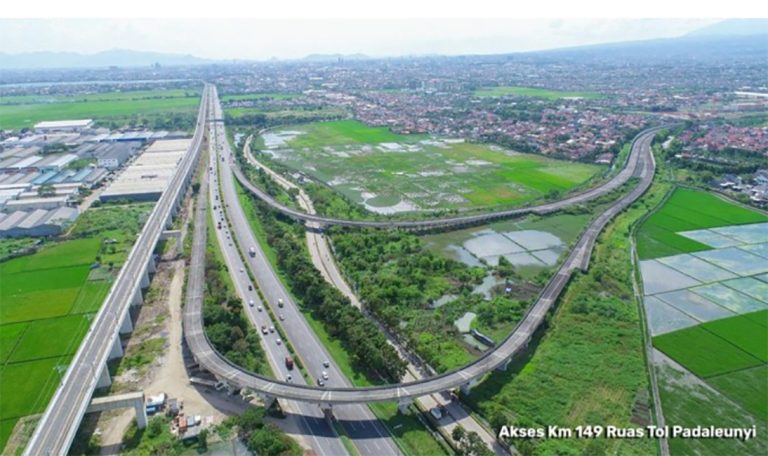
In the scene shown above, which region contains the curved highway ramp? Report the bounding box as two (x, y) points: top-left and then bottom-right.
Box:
(183, 125), (660, 405)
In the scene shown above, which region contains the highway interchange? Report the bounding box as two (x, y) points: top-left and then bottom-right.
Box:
(184, 86), (662, 403)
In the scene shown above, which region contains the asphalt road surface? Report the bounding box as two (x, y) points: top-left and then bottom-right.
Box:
(205, 88), (400, 455)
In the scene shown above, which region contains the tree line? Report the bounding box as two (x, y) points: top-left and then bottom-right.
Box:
(246, 194), (407, 382)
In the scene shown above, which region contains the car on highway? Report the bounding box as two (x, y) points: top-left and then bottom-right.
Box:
(279, 314), (285, 321)
(278, 298), (284, 308)
(269, 326), (275, 333)
(321, 371), (328, 380)
(248, 300), (254, 307)
(239, 267), (243, 273)
(261, 325), (268, 335)
(316, 378), (325, 387)
(323, 360), (330, 368)
(248, 284), (253, 291)
(257, 306), (262, 312)
(276, 338), (282, 345)
(286, 374), (292, 382)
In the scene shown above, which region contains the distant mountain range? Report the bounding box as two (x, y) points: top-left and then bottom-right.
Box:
(531, 19), (768, 62)
(0, 19), (765, 70)
(0, 48), (212, 70)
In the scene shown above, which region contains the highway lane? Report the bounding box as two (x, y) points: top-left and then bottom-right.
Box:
(25, 85), (211, 455)
(207, 91), (400, 455)
(232, 126), (658, 230)
(183, 122), (662, 404)
(202, 101), (348, 455)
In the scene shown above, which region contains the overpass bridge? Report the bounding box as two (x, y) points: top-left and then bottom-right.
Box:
(233, 126), (661, 231)
(184, 125), (660, 407)
(23, 85), (211, 456)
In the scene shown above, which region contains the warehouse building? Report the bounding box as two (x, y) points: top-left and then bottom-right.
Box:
(4, 196), (69, 211)
(0, 206), (78, 238)
(34, 119), (94, 132)
(100, 139), (191, 202)
(96, 143), (137, 169)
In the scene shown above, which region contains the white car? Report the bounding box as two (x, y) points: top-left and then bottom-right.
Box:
(321, 371), (328, 380)
(286, 374), (293, 382)
(279, 314), (285, 321)
(269, 326), (275, 333)
(257, 306), (263, 312)
(276, 338), (282, 345)
(248, 300), (254, 307)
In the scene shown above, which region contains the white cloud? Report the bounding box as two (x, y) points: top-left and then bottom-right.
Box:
(0, 19), (719, 60)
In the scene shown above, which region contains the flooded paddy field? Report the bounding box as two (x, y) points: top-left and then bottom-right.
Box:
(636, 193), (768, 448)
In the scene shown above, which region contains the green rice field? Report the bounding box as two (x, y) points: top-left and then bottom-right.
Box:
(0, 204), (152, 452)
(264, 120), (602, 211)
(653, 312), (766, 379)
(0, 89), (201, 130)
(707, 365), (768, 421)
(473, 86), (603, 99)
(636, 188), (768, 259)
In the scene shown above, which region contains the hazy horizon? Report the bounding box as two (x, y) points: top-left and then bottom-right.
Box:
(0, 18), (720, 60)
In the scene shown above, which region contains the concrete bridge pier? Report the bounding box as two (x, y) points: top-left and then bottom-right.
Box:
(131, 286), (143, 307)
(319, 403), (334, 420)
(397, 399), (413, 414)
(96, 364), (112, 389)
(109, 337), (124, 360)
(160, 230), (183, 257)
(119, 311), (133, 334)
(257, 393), (276, 410)
(460, 379), (478, 396)
(495, 358), (511, 372)
(147, 256), (157, 274)
(87, 392), (147, 429)
(140, 267), (150, 289)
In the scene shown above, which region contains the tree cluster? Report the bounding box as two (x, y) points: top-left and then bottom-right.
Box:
(203, 249), (266, 373)
(229, 408), (300, 456)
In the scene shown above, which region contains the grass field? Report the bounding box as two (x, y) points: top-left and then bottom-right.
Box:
(221, 93), (299, 102)
(226, 106), (345, 123)
(286, 119), (408, 148)
(0, 89), (201, 129)
(0, 203), (152, 452)
(473, 86), (603, 99)
(636, 188), (768, 259)
(266, 120), (602, 211)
